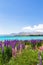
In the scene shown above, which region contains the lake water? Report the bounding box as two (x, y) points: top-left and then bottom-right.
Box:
(0, 36), (43, 41)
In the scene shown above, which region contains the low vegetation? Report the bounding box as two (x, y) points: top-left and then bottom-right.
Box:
(0, 40), (43, 65)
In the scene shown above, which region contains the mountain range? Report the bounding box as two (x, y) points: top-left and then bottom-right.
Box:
(10, 32), (43, 36)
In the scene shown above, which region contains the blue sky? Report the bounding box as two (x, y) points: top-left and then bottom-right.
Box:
(0, 0), (43, 34)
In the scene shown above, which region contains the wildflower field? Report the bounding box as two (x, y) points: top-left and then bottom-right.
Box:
(0, 40), (43, 65)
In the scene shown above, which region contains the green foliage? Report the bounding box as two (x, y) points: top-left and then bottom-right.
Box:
(31, 43), (36, 49)
(8, 49), (39, 65)
(0, 48), (2, 65)
(37, 42), (42, 47)
(24, 41), (30, 45)
(1, 47), (12, 65)
(5, 47), (12, 61)
(41, 52), (43, 60)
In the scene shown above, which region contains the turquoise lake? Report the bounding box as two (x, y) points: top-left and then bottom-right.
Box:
(0, 36), (43, 41)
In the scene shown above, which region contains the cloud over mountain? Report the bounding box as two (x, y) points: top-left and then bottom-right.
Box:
(22, 24), (43, 32)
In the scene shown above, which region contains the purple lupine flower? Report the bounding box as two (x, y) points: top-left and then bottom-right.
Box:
(17, 44), (20, 50)
(4, 40), (10, 47)
(19, 41), (25, 49)
(17, 41), (21, 50)
(30, 40), (37, 49)
(4, 40), (6, 46)
(22, 44), (25, 49)
(4, 40), (8, 47)
(37, 40), (41, 43)
(17, 43), (24, 50)
(31, 40), (37, 44)
(10, 40), (17, 48)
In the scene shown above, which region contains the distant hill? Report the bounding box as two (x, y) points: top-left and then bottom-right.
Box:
(10, 32), (43, 36)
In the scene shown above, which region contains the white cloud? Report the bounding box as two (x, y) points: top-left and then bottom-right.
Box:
(22, 24), (43, 32)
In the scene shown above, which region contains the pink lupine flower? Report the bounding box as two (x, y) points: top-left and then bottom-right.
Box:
(12, 47), (17, 57)
(39, 46), (43, 51)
